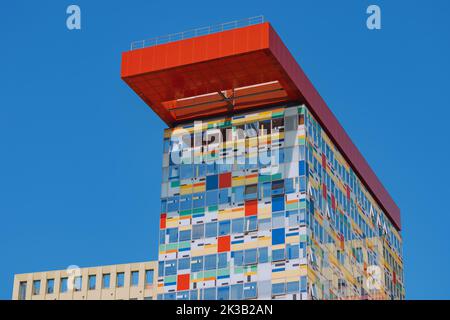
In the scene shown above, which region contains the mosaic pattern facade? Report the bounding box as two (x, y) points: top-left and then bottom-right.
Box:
(157, 104), (404, 300)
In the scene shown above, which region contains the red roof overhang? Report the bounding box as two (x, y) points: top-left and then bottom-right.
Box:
(121, 22), (401, 230)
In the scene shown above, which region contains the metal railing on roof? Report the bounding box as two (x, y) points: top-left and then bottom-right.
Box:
(130, 15), (264, 50)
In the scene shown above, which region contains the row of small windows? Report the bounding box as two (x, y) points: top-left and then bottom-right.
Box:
(18, 269), (154, 299)
(158, 278), (307, 300)
(163, 113), (305, 153)
(161, 211), (306, 244)
(162, 177), (306, 213)
(158, 245), (306, 277)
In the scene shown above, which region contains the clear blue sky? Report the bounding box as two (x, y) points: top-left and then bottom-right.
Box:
(1, 0), (449, 299)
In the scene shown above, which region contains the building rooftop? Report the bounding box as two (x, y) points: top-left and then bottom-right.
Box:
(121, 20), (401, 230)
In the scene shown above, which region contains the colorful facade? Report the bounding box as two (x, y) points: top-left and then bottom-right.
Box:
(121, 18), (403, 300)
(157, 104), (404, 300)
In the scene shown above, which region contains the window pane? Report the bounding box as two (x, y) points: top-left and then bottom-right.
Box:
(204, 288), (216, 300)
(218, 220), (230, 236)
(60, 278), (68, 293)
(116, 273), (124, 288)
(19, 281), (27, 300)
(46, 279), (54, 294)
(145, 270), (154, 287)
(287, 281), (300, 293)
(204, 254), (217, 270)
(244, 249), (257, 265)
(192, 224), (204, 240)
(131, 271), (139, 287)
(231, 218), (244, 234)
(102, 274), (110, 289)
(74, 276), (82, 292)
(243, 282), (257, 299)
(88, 275), (96, 290)
(272, 248), (285, 261)
(272, 283), (285, 295)
(191, 256), (204, 272)
(32, 280), (40, 295)
(217, 286), (229, 300)
(231, 283), (243, 300)
(258, 247), (269, 263)
(205, 222), (217, 238)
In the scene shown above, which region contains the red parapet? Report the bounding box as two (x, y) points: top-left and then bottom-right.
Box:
(121, 22), (401, 230)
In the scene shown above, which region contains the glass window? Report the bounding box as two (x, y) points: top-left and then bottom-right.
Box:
(116, 272), (124, 288)
(258, 247), (269, 263)
(272, 212), (284, 228)
(285, 178), (295, 193)
(19, 281), (27, 300)
(165, 260), (177, 276)
(167, 197), (179, 212)
(159, 229), (165, 245)
(272, 117), (284, 132)
(178, 258), (190, 270)
(191, 256), (204, 272)
(46, 279), (54, 294)
(102, 274), (110, 289)
(259, 182), (271, 199)
(205, 222), (217, 238)
(272, 248), (285, 261)
(74, 276), (82, 292)
(218, 253), (228, 269)
(233, 250), (244, 266)
(231, 283), (243, 300)
(259, 218), (271, 231)
(287, 244), (299, 260)
(272, 283), (285, 295)
(204, 254), (217, 270)
(243, 282), (257, 299)
(244, 249), (257, 265)
(179, 229), (191, 241)
(190, 290), (198, 300)
(218, 220), (230, 236)
(206, 190), (218, 206)
(204, 287), (216, 300)
(218, 189), (230, 205)
(245, 184), (257, 200)
(301, 276), (307, 292)
(245, 122), (258, 138)
(131, 271), (139, 287)
(145, 270), (154, 286)
(287, 210), (299, 227)
(88, 275), (96, 290)
(259, 120), (271, 135)
(231, 218), (244, 234)
(179, 195), (192, 211)
(245, 216), (257, 232)
(232, 186), (245, 204)
(32, 280), (40, 295)
(193, 192), (205, 208)
(217, 286), (229, 300)
(60, 278), (68, 293)
(271, 180), (284, 195)
(180, 164), (193, 179)
(158, 261), (164, 277)
(287, 281), (300, 293)
(192, 224), (204, 240)
(167, 227), (178, 243)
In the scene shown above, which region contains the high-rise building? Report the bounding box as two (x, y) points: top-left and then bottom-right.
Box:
(13, 17), (403, 301)
(121, 17), (404, 300)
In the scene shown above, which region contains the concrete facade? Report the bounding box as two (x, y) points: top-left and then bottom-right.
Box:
(12, 261), (157, 300)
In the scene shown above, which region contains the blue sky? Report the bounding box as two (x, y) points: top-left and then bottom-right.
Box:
(1, 0), (449, 299)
